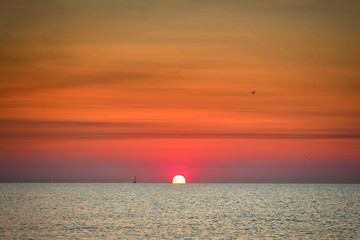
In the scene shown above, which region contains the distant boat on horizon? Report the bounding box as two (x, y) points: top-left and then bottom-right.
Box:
(128, 176), (136, 183)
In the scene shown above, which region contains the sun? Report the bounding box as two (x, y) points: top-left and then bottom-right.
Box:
(172, 175), (186, 184)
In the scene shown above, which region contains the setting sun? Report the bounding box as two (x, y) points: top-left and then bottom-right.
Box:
(172, 175), (186, 184)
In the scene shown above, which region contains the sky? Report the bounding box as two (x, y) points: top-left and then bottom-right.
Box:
(1, 0), (360, 183)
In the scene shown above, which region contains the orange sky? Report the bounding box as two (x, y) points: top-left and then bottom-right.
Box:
(1, 0), (360, 182)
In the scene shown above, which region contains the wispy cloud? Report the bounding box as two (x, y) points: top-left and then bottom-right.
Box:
(1, 119), (359, 140)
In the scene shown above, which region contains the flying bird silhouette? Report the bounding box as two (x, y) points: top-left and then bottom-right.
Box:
(251, 90), (256, 94)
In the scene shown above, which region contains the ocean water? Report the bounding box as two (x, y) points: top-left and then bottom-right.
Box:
(0, 184), (359, 239)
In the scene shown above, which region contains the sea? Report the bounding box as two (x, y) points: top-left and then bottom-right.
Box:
(0, 183), (359, 239)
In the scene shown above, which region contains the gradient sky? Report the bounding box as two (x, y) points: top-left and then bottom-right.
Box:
(1, 0), (360, 183)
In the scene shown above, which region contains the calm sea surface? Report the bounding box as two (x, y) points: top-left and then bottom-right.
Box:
(0, 184), (359, 239)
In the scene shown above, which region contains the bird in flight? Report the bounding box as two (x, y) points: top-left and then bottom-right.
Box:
(251, 90), (256, 94)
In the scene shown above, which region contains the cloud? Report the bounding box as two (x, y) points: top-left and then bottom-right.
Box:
(71, 132), (360, 140)
(269, 0), (341, 12)
(0, 119), (154, 127)
(1, 119), (359, 140)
